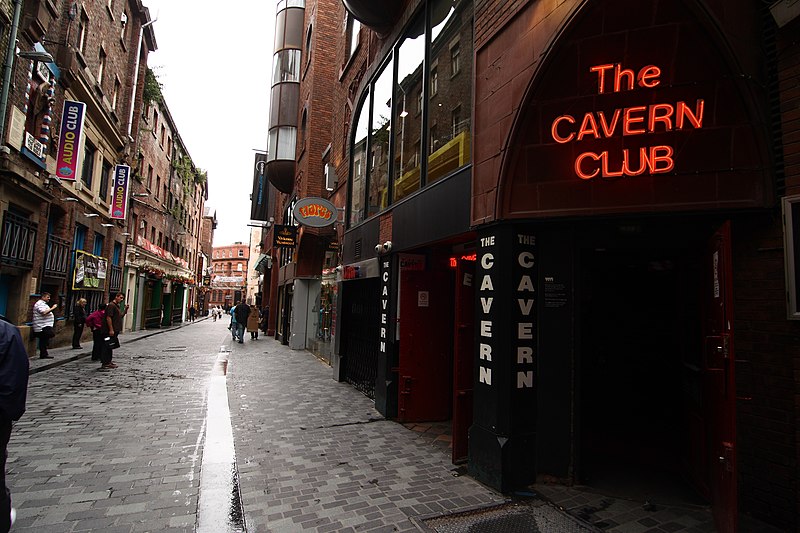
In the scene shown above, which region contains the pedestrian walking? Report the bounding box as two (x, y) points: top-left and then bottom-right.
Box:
(101, 293), (127, 370)
(189, 305), (196, 322)
(31, 292), (57, 359)
(229, 304), (238, 341)
(0, 315), (29, 532)
(212, 306), (217, 322)
(85, 303), (107, 361)
(260, 305), (269, 335)
(71, 298), (87, 349)
(234, 300), (249, 344)
(247, 303), (260, 340)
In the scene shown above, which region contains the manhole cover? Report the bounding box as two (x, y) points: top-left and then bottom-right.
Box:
(420, 501), (596, 533)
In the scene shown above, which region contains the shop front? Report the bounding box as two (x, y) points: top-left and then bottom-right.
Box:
(469, 1), (790, 531)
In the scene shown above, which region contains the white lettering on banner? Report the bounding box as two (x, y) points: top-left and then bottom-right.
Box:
(478, 237), (496, 386)
(515, 238), (536, 389)
(480, 343), (492, 361)
(380, 260), (390, 354)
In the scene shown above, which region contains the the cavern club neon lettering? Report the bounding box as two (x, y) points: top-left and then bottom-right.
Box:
(550, 63), (705, 180)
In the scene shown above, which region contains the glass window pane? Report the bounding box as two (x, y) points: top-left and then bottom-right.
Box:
(277, 127), (297, 159)
(284, 7), (305, 49)
(273, 49), (301, 84)
(368, 59), (393, 217)
(393, 14), (425, 202)
(427, 0), (473, 184)
(350, 92), (369, 226)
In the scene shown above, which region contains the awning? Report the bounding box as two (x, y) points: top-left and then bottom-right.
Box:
(253, 254), (271, 273)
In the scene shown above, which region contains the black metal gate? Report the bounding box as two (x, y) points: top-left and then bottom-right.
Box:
(341, 278), (380, 399)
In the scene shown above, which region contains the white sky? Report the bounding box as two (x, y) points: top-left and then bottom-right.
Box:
(143, 0), (276, 247)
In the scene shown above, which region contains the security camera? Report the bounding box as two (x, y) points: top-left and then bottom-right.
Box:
(382, 241), (393, 253)
(375, 244), (383, 254)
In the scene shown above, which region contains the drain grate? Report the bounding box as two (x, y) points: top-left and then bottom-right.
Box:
(420, 500), (597, 533)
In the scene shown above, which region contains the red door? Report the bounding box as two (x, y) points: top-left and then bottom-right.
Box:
(705, 221), (737, 532)
(451, 260), (474, 463)
(398, 270), (452, 423)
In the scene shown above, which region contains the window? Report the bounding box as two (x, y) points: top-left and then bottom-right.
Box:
(112, 78), (120, 110)
(153, 109), (159, 130)
(81, 141), (96, 187)
(99, 159), (112, 202)
(120, 11), (129, 41)
(77, 11), (89, 54)
(347, 15), (361, 58)
(237, 263), (243, 271)
(349, 92), (369, 226)
(273, 49), (301, 84)
(393, 13), (425, 202)
(451, 105), (462, 137)
(368, 59), (393, 217)
(147, 164), (153, 190)
(93, 234), (104, 256)
(98, 48), (107, 85)
(155, 175), (161, 199)
(160, 125), (165, 147)
(783, 196), (800, 319)
(238, 249), (244, 257)
(450, 41), (461, 77)
(150, 226), (155, 242)
(430, 66), (438, 96)
(305, 24), (313, 66)
(300, 108), (307, 148)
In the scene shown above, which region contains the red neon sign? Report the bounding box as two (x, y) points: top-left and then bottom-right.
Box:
(551, 63), (704, 180)
(449, 253), (477, 268)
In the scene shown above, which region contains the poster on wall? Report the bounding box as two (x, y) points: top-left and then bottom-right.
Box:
(72, 250), (107, 291)
(55, 100), (86, 180)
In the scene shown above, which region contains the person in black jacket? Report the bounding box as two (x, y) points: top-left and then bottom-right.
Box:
(0, 315), (29, 532)
(72, 298), (87, 349)
(233, 301), (250, 344)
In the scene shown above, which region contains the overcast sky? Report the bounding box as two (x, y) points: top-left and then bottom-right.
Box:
(143, 0), (275, 247)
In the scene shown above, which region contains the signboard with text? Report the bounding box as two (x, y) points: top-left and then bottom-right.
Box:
(503, 7), (770, 217)
(273, 225), (297, 248)
(110, 165), (130, 220)
(55, 100), (86, 180)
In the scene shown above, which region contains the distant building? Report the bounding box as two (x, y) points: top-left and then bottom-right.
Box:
(209, 243), (249, 310)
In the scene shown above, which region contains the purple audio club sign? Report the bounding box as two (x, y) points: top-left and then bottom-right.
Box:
(110, 165), (130, 220)
(55, 100), (86, 180)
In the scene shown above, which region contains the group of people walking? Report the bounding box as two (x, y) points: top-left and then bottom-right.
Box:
(31, 292), (128, 370)
(228, 300), (262, 343)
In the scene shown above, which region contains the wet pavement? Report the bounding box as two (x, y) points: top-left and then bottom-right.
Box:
(10, 318), (780, 532)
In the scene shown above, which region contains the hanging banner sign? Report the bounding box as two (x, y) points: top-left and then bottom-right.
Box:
(250, 153), (270, 221)
(293, 197), (338, 228)
(110, 164), (130, 220)
(273, 224), (297, 248)
(55, 100), (86, 180)
(73, 250), (107, 291)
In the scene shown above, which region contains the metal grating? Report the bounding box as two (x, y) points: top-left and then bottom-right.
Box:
(420, 500), (597, 533)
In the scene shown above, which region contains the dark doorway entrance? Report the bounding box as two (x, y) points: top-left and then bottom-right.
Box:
(578, 237), (705, 506)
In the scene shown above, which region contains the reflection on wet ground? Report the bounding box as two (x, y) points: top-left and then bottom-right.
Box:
(196, 349), (245, 532)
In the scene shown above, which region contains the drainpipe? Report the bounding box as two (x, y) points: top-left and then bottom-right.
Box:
(0, 0), (23, 147)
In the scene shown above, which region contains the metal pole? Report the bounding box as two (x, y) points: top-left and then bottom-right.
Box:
(0, 0), (23, 145)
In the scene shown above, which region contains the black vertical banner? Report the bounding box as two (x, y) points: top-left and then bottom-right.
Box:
(250, 153), (269, 221)
(472, 225), (514, 435)
(374, 256), (396, 417)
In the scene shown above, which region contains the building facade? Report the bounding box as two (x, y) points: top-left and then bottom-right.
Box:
(253, 1), (800, 531)
(123, 89), (206, 331)
(209, 242), (248, 310)
(0, 0), (155, 353)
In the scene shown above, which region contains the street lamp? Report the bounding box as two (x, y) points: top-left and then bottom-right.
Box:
(17, 50), (54, 62)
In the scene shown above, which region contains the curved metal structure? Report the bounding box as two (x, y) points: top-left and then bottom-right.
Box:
(267, 0), (305, 193)
(342, 0), (404, 34)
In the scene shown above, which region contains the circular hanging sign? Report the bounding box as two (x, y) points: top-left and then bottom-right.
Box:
(292, 197), (338, 228)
